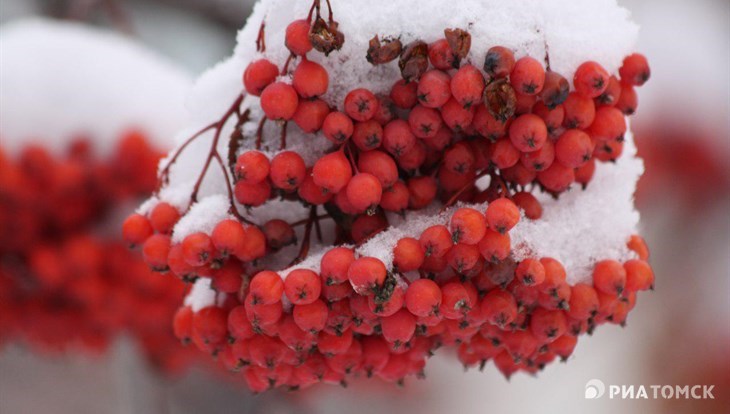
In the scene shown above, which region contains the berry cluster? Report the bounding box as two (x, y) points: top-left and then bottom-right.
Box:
(130, 0), (653, 391)
(0, 133), (200, 374)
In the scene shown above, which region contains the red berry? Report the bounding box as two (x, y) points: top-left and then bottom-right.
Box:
(211, 219), (246, 257)
(344, 88), (379, 122)
(390, 79), (418, 109)
(122, 213), (153, 245)
(320, 247), (355, 285)
(473, 104), (507, 142)
(563, 92), (596, 129)
(567, 283), (599, 320)
(243, 59), (279, 96)
(322, 111), (354, 144)
(481, 289), (517, 327)
(293, 299), (328, 332)
(532, 102), (565, 136)
(235, 151), (270, 184)
(575, 158), (596, 188)
(440, 99), (475, 132)
(444, 141), (475, 174)
(515, 258), (545, 285)
(451, 64), (485, 108)
(249, 270), (284, 304)
(589, 106), (626, 142)
(182, 232), (213, 266)
(292, 60), (329, 98)
(380, 180), (409, 212)
(419, 225), (453, 258)
(238, 225), (266, 261)
(615, 83), (638, 115)
(486, 198), (520, 234)
(417, 70), (451, 108)
(346, 173), (382, 212)
(234, 179), (271, 206)
(393, 237), (425, 272)
(408, 176), (437, 209)
(404, 279), (441, 317)
(619, 53), (650, 86)
(284, 269), (321, 305)
(381, 309), (416, 345)
(555, 129), (594, 168)
(348, 257), (387, 294)
(512, 191), (542, 220)
(298, 172), (335, 205)
(593, 260), (627, 295)
(627, 235), (650, 260)
(358, 150), (398, 189)
(269, 151), (306, 190)
(624, 259), (654, 291)
(509, 114), (547, 152)
(352, 120), (384, 151)
(285, 19), (313, 56)
(312, 150), (352, 193)
(428, 39), (457, 70)
(149, 202), (181, 234)
(450, 207), (487, 245)
(540, 71), (569, 108)
(260, 82), (299, 121)
(510, 56), (545, 95)
(596, 76), (622, 106)
(192, 306), (228, 345)
(530, 307), (567, 342)
(483, 46), (515, 79)
(292, 98), (329, 133)
(521, 138), (555, 171)
(537, 162), (575, 193)
(262, 219), (295, 250)
(477, 229), (511, 262)
(351, 213), (388, 243)
(173, 306), (193, 343)
(383, 119), (416, 157)
(446, 243), (481, 274)
(489, 138), (521, 169)
(574, 61), (609, 98)
(408, 104), (443, 138)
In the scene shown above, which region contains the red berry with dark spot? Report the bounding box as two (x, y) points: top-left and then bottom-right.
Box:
(619, 53), (650, 86)
(574, 61), (609, 98)
(510, 56), (545, 95)
(285, 19), (313, 56)
(292, 59), (329, 98)
(261, 82), (299, 121)
(345, 88), (379, 122)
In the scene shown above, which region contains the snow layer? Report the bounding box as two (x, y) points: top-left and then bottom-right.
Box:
(0, 18), (192, 156)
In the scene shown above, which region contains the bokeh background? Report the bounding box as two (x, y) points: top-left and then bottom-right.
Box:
(1, 0), (728, 413)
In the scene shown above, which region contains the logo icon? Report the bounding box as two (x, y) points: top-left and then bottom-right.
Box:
(585, 379), (606, 399)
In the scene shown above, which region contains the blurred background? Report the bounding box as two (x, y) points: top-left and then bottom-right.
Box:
(0, 0), (728, 413)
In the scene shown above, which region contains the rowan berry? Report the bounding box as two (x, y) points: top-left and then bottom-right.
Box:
(540, 71), (569, 108)
(417, 70), (451, 108)
(510, 56), (545, 95)
(352, 120), (384, 151)
(482, 46), (513, 78)
(446, 243), (481, 274)
(312, 150), (352, 193)
(237, 225), (266, 261)
(439, 282), (472, 319)
(512, 191), (542, 220)
(555, 129), (594, 168)
(419, 225), (454, 258)
(568, 283), (599, 320)
(249, 270), (284, 305)
(351, 213), (388, 243)
(262, 219), (295, 250)
(192, 306), (228, 345)
(574, 61), (609, 98)
(234, 150), (270, 184)
(393, 237), (425, 272)
(285, 19), (313, 56)
(149, 202), (181, 234)
(408, 176), (437, 209)
(396, 140), (427, 171)
(624, 259), (654, 291)
(284, 269), (321, 305)
(539, 257), (567, 292)
(382, 119), (416, 157)
(613, 81), (638, 115)
(530, 307), (567, 343)
(243, 59), (279, 96)
(481, 289), (517, 328)
(369, 284), (405, 317)
(563, 92), (595, 129)
(211, 219), (246, 257)
(619, 53), (650, 86)
(380, 180), (409, 212)
(122, 213), (153, 246)
(593, 139), (623, 162)
(318, 248), (354, 286)
(292, 59), (329, 98)
(537, 162), (575, 193)
(269, 151), (306, 190)
(344, 88), (379, 121)
(596, 76), (621, 106)
(245, 298), (283, 329)
(593, 260), (627, 295)
(489, 138), (521, 169)
(173, 306), (194, 344)
(478, 229), (511, 262)
(440, 99), (475, 132)
(589, 106), (626, 142)
(574, 158), (596, 188)
(450, 208), (487, 245)
(473, 105), (507, 141)
(322, 111), (354, 144)
(451, 64), (485, 108)
(142, 234), (171, 270)
(292, 98), (329, 133)
(407, 105), (441, 140)
(509, 114), (547, 152)
(404, 278), (441, 317)
(428, 39), (457, 70)
(486, 198), (520, 234)
(515, 258), (545, 286)
(293, 299), (328, 332)
(234, 179), (271, 206)
(348, 257), (387, 294)
(211, 260), (244, 293)
(346, 173), (382, 212)
(532, 101), (564, 136)
(521, 138), (555, 172)
(390, 79), (418, 109)
(627, 235), (650, 260)
(260, 82), (299, 121)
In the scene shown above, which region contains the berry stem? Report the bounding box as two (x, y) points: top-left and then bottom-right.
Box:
(256, 21), (266, 52)
(289, 206), (316, 266)
(255, 117), (267, 150)
(279, 121), (289, 150)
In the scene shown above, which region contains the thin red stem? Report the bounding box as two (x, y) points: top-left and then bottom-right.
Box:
(289, 207), (316, 266)
(279, 121), (289, 150)
(255, 117), (267, 150)
(256, 21), (266, 52)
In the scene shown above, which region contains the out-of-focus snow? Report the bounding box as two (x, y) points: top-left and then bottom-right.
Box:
(0, 18), (193, 156)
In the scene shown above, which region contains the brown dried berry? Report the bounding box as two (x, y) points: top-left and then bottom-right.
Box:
(484, 79), (517, 122)
(444, 28), (471, 64)
(398, 40), (429, 82)
(366, 35), (403, 65)
(309, 18), (344, 56)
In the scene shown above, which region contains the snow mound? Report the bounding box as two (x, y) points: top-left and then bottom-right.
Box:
(0, 18), (193, 156)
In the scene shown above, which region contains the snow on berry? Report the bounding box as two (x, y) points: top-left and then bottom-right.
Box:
(126, 0), (656, 390)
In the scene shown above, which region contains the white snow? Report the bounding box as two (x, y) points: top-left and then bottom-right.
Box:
(0, 18), (192, 156)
